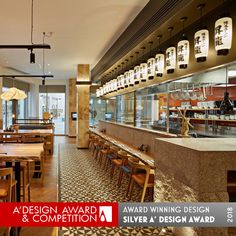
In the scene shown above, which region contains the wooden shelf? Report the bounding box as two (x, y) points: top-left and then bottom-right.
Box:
(169, 117), (236, 122)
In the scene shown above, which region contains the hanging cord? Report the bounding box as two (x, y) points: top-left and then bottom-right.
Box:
(43, 32), (46, 75)
(226, 66), (228, 93)
(157, 35), (162, 51)
(197, 4), (205, 28)
(31, 0), (34, 44)
(148, 41), (153, 57)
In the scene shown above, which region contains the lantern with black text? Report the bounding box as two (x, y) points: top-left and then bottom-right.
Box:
(147, 58), (155, 80)
(215, 17), (232, 56)
(194, 29), (209, 62)
(177, 40), (189, 69)
(129, 69), (134, 86)
(166, 46), (176, 74)
(134, 65), (140, 84)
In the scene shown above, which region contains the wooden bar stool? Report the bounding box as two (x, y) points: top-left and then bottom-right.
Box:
(93, 138), (105, 160)
(98, 141), (111, 165)
(127, 158), (154, 202)
(118, 156), (139, 188)
(104, 146), (119, 171)
(110, 150), (129, 179)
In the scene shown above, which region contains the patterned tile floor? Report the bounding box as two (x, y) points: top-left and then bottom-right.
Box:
(58, 144), (173, 236)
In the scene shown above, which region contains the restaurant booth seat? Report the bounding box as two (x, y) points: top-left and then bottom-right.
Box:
(0, 167), (17, 236)
(127, 157), (154, 202)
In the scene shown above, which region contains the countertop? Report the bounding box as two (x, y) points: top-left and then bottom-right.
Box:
(156, 138), (236, 152)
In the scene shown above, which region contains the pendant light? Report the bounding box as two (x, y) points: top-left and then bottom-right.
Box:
(166, 27), (176, 74)
(194, 4), (209, 62)
(129, 55), (134, 86)
(155, 35), (164, 77)
(177, 17), (190, 69)
(140, 47), (148, 82)
(124, 59), (129, 88)
(147, 41), (155, 80)
(113, 67), (118, 92)
(134, 52), (140, 84)
(220, 66), (234, 114)
(215, 13), (232, 56)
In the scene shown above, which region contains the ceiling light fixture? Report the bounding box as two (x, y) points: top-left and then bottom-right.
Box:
(0, 0), (51, 62)
(177, 17), (190, 69)
(166, 27), (176, 74)
(155, 35), (164, 77)
(194, 4), (209, 62)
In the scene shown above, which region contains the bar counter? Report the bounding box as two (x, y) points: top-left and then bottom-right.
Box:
(154, 138), (236, 235)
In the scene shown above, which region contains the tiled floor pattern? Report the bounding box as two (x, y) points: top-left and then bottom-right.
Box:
(58, 144), (173, 236)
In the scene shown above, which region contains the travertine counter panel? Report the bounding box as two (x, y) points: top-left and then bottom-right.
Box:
(154, 138), (236, 236)
(98, 120), (176, 157)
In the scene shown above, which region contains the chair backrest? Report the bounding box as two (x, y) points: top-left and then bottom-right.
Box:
(21, 135), (44, 143)
(1, 135), (20, 143)
(0, 167), (13, 202)
(128, 157), (150, 174)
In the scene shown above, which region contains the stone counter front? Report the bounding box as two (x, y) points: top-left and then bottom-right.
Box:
(154, 138), (236, 236)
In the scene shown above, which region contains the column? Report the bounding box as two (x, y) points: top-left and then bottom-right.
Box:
(68, 78), (76, 137)
(76, 64), (90, 148)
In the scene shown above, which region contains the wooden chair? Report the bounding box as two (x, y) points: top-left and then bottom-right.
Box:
(0, 167), (17, 236)
(127, 158), (154, 202)
(21, 136), (45, 186)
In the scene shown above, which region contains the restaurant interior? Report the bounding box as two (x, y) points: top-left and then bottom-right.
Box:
(0, 0), (236, 236)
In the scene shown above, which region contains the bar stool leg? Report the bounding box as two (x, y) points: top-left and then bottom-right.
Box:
(118, 169), (123, 187)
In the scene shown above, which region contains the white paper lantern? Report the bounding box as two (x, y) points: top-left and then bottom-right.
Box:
(113, 79), (117, 91)
(134, 65), (140, 84)
(147, 58), (155, 80)
(117, 76), (120, 90)
(177, 39), (189, 69)
(124, 71), (129, 88)
(140, 62), (148, 82)
(194, 29), (209, 62)
(166, 46), (176, 74)
(155, 53), (164, 77)
(129, 69), (134, 86)
(120, 74), (125, 89)
(215, 17), (232, 55)
(96, 89), (99, 97)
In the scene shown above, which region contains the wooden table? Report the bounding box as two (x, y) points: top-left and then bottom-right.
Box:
(0, 143), (44, 202)
(90, 128), (154, 168)
(0, 129), (54, 154)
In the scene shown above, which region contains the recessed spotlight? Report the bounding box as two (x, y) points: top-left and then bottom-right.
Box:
(48, 71), (51, 74)
(47, 63), (50, 66)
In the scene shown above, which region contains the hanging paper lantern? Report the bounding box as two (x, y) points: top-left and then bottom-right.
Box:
(194, 29), (209, 62)
(120, 74), (125, 89)
(177, 39), (190, 69)
(147, 57), (155, 80)
(134, 65), (140, 84)
(215, 17), (232, 56)
(155, 53), (164, 77)
(166, 46), (176, 74)
(124, 71), (129, 88)
(139, 62), (148, 82)
(129, 69), (134, 86)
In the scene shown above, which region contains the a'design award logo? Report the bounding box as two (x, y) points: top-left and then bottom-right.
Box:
(99, 206), (112, 222)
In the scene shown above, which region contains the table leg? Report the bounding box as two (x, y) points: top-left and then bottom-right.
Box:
(15, 162), (21, 202)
